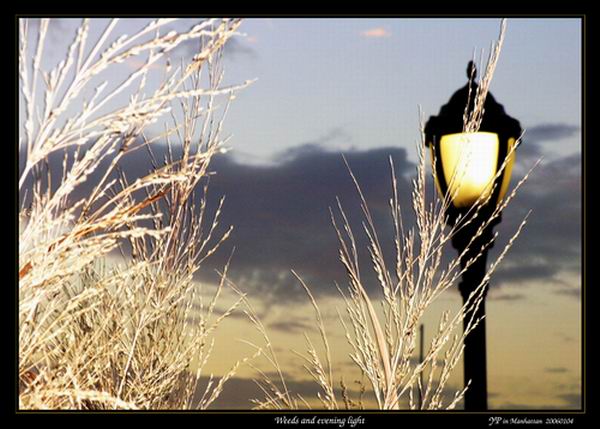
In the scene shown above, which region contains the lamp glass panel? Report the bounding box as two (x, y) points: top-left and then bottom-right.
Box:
(498, 137), (517, 203)
(431, 146), (444, 199)
(440, 132), (499, 208)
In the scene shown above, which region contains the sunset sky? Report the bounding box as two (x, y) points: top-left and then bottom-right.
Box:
(21, 17), (582, 410)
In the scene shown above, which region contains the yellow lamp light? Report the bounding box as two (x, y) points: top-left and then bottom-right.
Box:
(431, 132), (516, 209)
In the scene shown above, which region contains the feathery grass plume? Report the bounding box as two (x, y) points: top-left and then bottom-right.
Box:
(464, 19), (507, 133)
(19, 18), (253, 409)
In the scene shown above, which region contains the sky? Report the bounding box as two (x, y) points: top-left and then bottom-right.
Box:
(19, 17), (582, 410)
(219, 18), (581, 164)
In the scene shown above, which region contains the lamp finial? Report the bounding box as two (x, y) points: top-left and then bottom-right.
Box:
(467, 61), (477, 81)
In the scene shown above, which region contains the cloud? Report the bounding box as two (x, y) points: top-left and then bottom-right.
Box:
(488, 146), (581, 297)
(545, 367), (569, 374)
(524, 124), (580, 143)
(491, 262), (562, 286)
(22, 125), (581, 305)
(360, 28), (391, 38)
(124, 57), (169, 72)
(554, 287), (581, 299)
(200, 143), (414, 304)
(198, 137), (579, 304)
(274, 127), (354, 163)
(556, 393), (581, 409)
(268, 319), (314, 334)
(223, 37), (259, 60)
(169, 34), (257, 62)
(488, 293), (527, 302)
(192, 374), (367, 409)
(555, 333), (575, 343)
(497, 403), (569, 410)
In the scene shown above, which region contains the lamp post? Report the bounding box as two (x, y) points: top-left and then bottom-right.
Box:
(424, 62), (522, 411)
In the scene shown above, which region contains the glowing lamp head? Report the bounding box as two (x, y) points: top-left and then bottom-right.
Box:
(423, 62), (522, 215)
(432, 132), (516, 208)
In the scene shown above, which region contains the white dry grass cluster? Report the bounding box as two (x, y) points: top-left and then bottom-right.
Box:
(248, 132), (532, 410)
(18, 18), (254, 409)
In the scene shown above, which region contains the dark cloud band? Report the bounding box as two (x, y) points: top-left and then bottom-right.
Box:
(20, 128), (581, 305)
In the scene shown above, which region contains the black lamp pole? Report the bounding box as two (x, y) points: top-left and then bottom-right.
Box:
(424, 62), (522, 411)
(460, 255), (489, 411)
(451, 210), (497, 411)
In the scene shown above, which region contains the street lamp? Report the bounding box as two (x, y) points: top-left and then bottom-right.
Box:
(424, 62), (522, 411)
